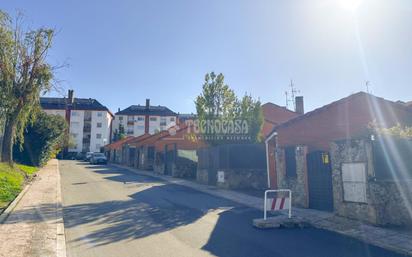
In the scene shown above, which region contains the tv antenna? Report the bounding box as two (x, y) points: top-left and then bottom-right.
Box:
(365, 81), (371, 94)
(285, 79), (300, 110)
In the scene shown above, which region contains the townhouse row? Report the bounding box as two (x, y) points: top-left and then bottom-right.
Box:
(40, 89), (412, 226)
(101, 91), (412, 227)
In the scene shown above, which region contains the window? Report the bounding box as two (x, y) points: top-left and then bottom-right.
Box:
(137, 125), (145, 131)
(71, 111), (78, 116)
(342, 163), (367, 203)
(96, 133), (102, 139)
(170, 117), (175, 121)
(285, 147), (297, 178)
(97, 122), (102, 128)
(160, 117), (167, 126)
(127, 116), (134, 122)
(137, 116), (145, 121)
(127, 126), (134, 134)
(70, 121), (80, 128)
(150, 117), (157, 121)
(118, 116), (123, 121)
(97, 112), (103, 117)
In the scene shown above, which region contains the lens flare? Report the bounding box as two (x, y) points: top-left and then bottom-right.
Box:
(339, 0), (362, 12)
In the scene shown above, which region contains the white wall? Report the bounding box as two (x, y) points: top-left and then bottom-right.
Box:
(90, 111), (112, 152)
(44, 109), (66, 117)
(112, 114), (176, 138)
(69, 110), (84, 152)
(43, 109), (112, 153)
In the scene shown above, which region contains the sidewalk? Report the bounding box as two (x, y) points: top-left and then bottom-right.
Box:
(114, 164), (412, 256)
(0, 159), (66, 257)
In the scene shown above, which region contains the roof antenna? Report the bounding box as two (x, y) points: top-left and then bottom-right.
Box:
(365, 81), (371, 94)
(285, 79), (300, 110)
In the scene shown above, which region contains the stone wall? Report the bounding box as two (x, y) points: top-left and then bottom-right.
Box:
(331, 139), (412, 226)
(330, 139), (376, 223)
(153, 152), (165, 175)
(172, 157), (197, 179)
(216, 169), (267, 189)
(276, 146), (309, 208)
(196, 169), (208, 184)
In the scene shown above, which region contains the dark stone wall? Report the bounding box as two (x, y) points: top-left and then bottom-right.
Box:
(331, 139), (412, 226)
(276, 146), (308, 208)
(216, 169), (267, 189)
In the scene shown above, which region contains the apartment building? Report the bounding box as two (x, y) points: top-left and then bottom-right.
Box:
(113, 99), (177, 138)
(40, 90), (113, 153)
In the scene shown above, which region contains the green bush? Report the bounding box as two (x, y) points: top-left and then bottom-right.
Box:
(14, 112), (67, 167)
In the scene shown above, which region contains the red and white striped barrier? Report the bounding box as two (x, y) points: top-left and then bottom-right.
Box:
(266, 197), (290, 211)
(264, 189), (292, 219)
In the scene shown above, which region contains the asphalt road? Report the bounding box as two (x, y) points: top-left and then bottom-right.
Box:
(60, 160), (404, 257)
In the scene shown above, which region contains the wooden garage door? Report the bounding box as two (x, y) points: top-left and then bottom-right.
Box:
(306, 151), (334, 212)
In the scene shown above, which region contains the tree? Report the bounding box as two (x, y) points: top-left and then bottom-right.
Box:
(13, 112), (67, 166)
(195, 72), (237, 121)
(0, 11), (54, 163)
(195, 72), (263, 144)
(238, 94), (264, 143)
(112, 124), (126, 142)
(371, 123), (412, 139)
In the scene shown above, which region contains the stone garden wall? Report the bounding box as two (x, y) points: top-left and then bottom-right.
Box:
(276, 146), (309, 208)
(331, 139), (412, 226)
(216, 169), (267, 189)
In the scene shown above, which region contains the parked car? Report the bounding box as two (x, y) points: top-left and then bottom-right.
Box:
(84, 152), (94, 162)
(90, 153), (107, 165)
(76, 152), (86, 160)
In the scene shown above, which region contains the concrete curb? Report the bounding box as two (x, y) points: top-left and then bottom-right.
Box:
(55, 160), (67, 257)
(0, 183), (32, 224)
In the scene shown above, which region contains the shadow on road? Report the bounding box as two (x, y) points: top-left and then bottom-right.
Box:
(57, 163), (403, 257)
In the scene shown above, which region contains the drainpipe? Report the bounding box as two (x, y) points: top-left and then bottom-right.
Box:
(265, 131), (278, 188)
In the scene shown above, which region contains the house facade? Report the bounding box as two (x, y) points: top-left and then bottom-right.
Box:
(266, 92), (412, 225)
(41, 90), (113, 153)
(112, 99), (177, 138)
(261, 101), (300, 137)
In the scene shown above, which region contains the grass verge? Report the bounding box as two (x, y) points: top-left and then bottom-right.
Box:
(0, 162), (38, 210)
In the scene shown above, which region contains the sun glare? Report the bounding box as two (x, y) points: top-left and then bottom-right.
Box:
(339, 0), (363, 12)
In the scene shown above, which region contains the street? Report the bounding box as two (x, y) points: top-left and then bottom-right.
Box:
(60, 160), (403, 257)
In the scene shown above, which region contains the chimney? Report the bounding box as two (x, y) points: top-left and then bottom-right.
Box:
(145, 99), (150, 109)
(295, 96), (304, 115)
(68, 89), (74, 104)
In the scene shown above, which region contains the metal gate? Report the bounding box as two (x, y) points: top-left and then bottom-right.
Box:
(306, 151), (334, 212)
(165, 150), (175, 175)
(128, 147), (136, 167)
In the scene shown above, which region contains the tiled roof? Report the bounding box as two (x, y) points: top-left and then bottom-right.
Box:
(40, 97), (110, 113)
(266, 91), (411, 138)
(116, 105), (176, 116)
(104, 136), (135, 150)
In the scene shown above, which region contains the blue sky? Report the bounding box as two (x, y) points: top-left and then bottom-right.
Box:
(2, 0), (412, 113)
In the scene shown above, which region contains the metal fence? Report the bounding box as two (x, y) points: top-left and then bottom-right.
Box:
(373, 135), (412, 180)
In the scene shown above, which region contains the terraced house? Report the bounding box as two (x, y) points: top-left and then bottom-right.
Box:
(40, 90), (113, 153)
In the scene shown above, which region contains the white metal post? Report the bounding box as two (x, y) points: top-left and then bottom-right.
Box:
(288, 190), (292, 219)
